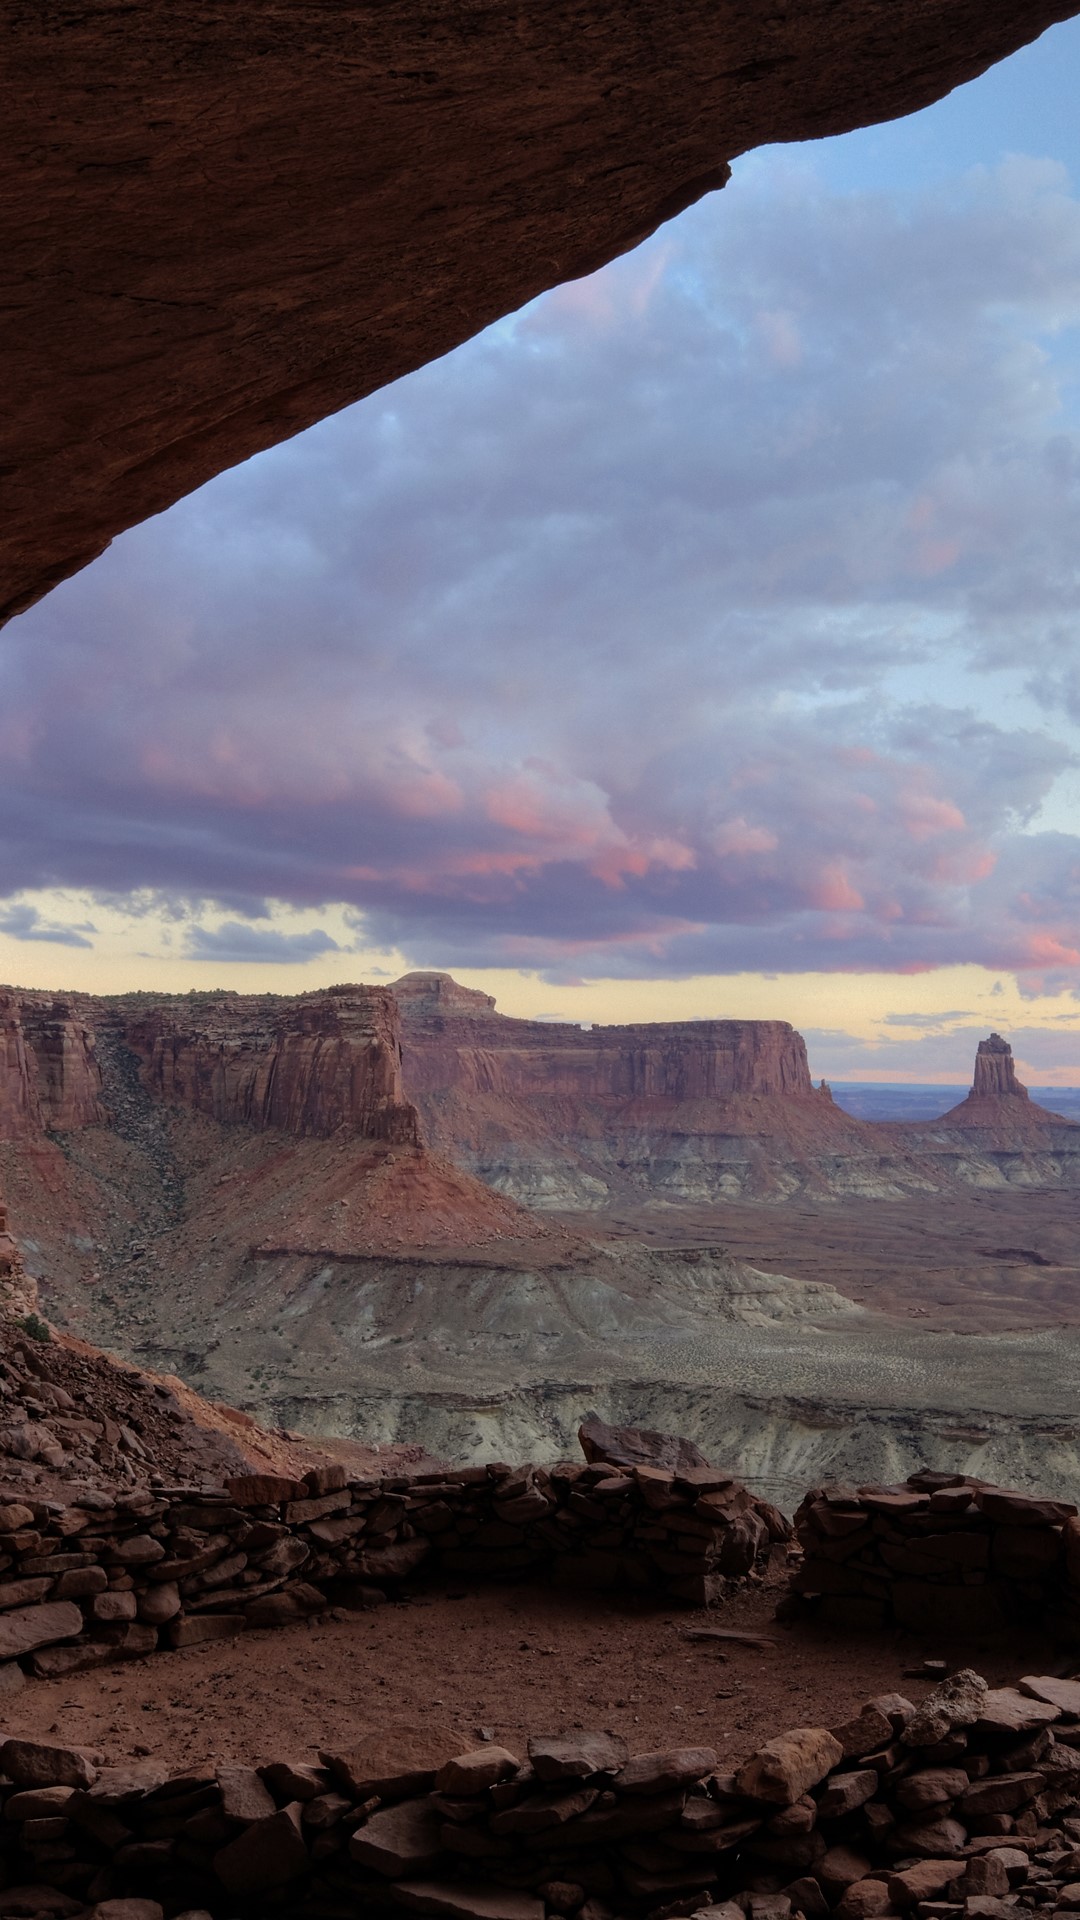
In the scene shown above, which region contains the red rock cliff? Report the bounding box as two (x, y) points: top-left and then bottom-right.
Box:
(0, 992), (104, 1139)
(394, 973), (814, 1101)
(117, 987), (420, 1144)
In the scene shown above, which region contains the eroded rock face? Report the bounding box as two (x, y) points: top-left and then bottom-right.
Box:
(934, 1033), (1076, 1136)
(0, 985), (418, 1144)
(4, 1), (1076, 622)
(972, 1032), (1026, 1098)
(118, 988), (420, 1144)
(393, 972), (897, 1204)
(0, 994), (104, 1140)
(396, 972), (814, 1100)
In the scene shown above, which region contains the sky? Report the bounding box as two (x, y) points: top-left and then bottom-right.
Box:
(5, 18), (1080, 1084)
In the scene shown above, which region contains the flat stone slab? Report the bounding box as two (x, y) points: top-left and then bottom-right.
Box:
(1019, 1675), (1080, 1718)
(0, 1601), (83, 1663)
(395, 1882), (545, 1920)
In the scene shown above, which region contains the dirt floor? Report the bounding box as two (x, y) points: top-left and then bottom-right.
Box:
(3, 1559), (1066, 1775)
(570, 1187), (1080, 1334)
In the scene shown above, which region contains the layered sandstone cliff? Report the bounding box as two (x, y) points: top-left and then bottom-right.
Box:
(5, 1), (1074, 621)
(0, 985), (420, 1146)
(393, 973), (904, 1206)
(396, 971), (816, 1101)
(0, 992), (104, 1140)
(973, 1030), (1026, 1097)
(116, 987), (421, 1144)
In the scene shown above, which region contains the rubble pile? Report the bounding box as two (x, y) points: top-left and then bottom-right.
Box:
(0, 1456), (782, 1688)
(789, 1475), (1080, 1639)
(0, 1324), (259, 1505)
(2, 1669), (1080, 1916)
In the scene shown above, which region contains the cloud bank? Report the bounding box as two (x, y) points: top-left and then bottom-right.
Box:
(5, 155), (1080, 981)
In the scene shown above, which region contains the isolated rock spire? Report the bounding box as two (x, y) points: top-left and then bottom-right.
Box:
(972, 1032), (1028, 1099)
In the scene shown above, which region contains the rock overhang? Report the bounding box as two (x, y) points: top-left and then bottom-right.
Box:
(4, 1), (1078, 624)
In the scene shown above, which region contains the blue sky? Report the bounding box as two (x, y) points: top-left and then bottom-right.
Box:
(3, 18), (1080, 1083)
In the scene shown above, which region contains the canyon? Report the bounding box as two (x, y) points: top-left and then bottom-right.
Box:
(0, 981), (1078, 1507)
(395, 978), (1080, 1209)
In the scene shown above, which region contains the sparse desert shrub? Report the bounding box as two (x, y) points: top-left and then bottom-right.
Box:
(16, 1312), (51, 1343)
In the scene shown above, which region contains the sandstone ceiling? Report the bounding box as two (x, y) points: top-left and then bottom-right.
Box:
(5, 1), (1077, 627)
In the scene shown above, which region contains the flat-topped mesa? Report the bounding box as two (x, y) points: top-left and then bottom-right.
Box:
(0, 991), (104, 1139)
(116, 986), (421, 1144)
(390, 973), (878, 1205)
(394, 975), (815, 1101)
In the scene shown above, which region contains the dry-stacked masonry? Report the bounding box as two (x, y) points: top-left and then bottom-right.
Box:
(0, 1461), (782, 1686)
(3, 1669), (1080, 1916)
(789, 1474), (1080, 1640)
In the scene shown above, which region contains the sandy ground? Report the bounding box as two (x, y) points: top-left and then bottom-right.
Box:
(3, 1559), (1065, 1774)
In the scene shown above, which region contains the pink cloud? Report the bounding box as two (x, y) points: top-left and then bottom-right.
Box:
(711, 818), (779, 857)
(811, 865), (865, 912)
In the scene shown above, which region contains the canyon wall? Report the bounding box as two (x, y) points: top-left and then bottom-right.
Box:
(0, 993), (104, 1140)
(392, 987), (1080, 1205)
(394, 974), (918, 1206)
(117, 987), (421, 1145)
(395, 972), (815, 1101)
(0, 985), (420, 1147)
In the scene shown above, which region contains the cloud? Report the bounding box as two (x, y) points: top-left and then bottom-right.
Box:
(0, 903), (96, 950)
(883, 1010), (973, 1028)
(184, 923), (342, 964)
(4, 158), (1080, 980)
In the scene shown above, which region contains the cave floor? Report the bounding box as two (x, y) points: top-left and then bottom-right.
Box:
(8, 1558), (1061, 1773)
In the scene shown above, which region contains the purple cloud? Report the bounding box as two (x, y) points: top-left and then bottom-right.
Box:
(184, 923), (343, 964)
(0, 904), (96, 949)
(3, 157), (1080, 979)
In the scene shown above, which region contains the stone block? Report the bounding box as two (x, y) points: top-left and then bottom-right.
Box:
(529, 1731), (629, 1782)
(736, 1730), (843, 1807)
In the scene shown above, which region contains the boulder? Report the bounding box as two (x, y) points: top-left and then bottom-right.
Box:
(816, 1770), (878, 1818)
(888, 1860), (967, 1908)
(349, 1798), (445, 1877)
(435, 1749), (521, 1795)
(578, 1415), (710, 1473)
(323, 1724), (458, 1799)
(901, 1670), (988, 1747)
(0, 1739), (97, 1789)
(224, 1470), (305, 1505)
(975, 1689), (1060, 1735)
(0, 1600), (83, 1662)
(214, 1803), (309, 1895)
(736, 1730), (843, 1806)
(217, 1765), (277, 1823)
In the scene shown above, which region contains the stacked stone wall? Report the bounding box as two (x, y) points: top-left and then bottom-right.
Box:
(789, 1473), (1080, 1639)
(0, 1460), (778, 1687)
(3, 1669), (1080, 1916)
